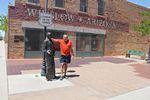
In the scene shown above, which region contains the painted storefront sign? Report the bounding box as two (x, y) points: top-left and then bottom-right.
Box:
(9, 3), (129, 32)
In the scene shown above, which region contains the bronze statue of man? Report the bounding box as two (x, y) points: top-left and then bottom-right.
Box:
(41, 32), (56, 81)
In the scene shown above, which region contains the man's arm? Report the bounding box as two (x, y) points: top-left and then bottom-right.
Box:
(51, 38), (59, 43)
(70, 48), (74, 56)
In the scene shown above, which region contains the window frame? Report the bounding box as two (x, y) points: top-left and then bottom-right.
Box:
(55, 0), (65, 8)
(26, 0), (40, 6)
(80, 0), (88, 12)
(98, 0), (105, 16)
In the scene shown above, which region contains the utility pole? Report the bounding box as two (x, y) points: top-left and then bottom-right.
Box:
(44, 0), (48, 38)
(147, 38), (150, 64)
(41, 0), (49, 76)
(147, 46), (150, 63)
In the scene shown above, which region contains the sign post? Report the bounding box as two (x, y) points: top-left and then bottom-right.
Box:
(44, 0), (48, 38)
(147, 37), (150, 64)
(40, 0), (54, 76)
(39, 12), (53, 76)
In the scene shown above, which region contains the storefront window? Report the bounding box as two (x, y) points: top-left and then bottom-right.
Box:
(25, 29), (65, 51)
(76, 33), (91, 51)
(76, 33), (104, 52)
(25, 29), (65, 58)
(25, 29), (43, 51)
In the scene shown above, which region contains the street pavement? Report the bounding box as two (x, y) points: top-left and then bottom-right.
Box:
(2, 39), (150, 100)
(7, 55), (150, 100)
(107, 87), (150, 100)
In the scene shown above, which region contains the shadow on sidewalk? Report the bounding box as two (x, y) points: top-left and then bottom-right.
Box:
(130, 63), (150, 79)
(55, 74), (80, 79)
(56, 70), (80, 79)
(56, 70), (76, 74)
(67, 74), (80, 78)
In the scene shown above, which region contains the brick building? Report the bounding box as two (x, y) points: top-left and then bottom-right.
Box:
(7, 0), (150, 59)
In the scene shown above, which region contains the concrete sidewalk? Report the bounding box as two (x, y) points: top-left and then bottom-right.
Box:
(8, 56), (150, 100)
(8, 74), (74, 95)
(0, 41), (8, 100)
(107, 86), (150, 100)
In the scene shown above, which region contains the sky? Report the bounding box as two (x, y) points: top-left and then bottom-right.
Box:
(0, 0), (149, 16)
(0, 0), (14, 16)
(0, 0), (14, 36)
(128, 0), (150, 8)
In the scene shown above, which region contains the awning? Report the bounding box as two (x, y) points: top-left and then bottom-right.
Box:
(22, 21), (106, 35)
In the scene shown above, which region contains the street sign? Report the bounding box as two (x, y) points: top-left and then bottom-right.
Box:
(38, 13), (53, 26)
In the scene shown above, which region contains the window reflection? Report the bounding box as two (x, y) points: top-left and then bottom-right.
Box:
(76, 33), (104, 52)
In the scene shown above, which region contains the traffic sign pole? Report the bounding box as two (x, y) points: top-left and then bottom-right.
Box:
(147, 37), (150, 64)
(41, 0), (49, 76)
(44, 0), (48, 38)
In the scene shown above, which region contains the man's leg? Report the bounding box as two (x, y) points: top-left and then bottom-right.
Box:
(64, 64), (68, 77)
(60, 64), (65, 80)
(64, 56), (70, 78)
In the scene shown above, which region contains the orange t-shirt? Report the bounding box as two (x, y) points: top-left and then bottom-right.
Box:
(58, 39), (72, 56)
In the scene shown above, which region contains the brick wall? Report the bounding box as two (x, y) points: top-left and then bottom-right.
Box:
(8, 16), (24, 59)
(104, 1), (150, 56)
(8, 0), (150, 58)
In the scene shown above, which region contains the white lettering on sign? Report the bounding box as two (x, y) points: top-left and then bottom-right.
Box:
(38, 13), (53, 26)
(27, 8), (39, 17)
(26, 8), (123, 30)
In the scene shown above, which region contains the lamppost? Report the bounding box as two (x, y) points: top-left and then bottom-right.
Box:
(44, 0), (48, 38)
(147, 37), (150, 64)
(41, 0), (48, 76)
(40, 0), (54, 78)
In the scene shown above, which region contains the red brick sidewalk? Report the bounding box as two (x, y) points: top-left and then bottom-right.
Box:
(8, 57), (150, 100)
(130, 63), (150, 79)
(7, 56), (136, 75)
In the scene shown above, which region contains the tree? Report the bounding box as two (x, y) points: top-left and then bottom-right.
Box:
(134, 12), (150, 63)
(0, 15), (8, 33)
(134, 12), (150, 36)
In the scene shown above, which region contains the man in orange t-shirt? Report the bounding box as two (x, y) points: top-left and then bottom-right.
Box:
(52, 34), (74, 80)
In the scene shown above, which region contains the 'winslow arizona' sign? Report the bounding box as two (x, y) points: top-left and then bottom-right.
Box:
(9, 3), (129, 32)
